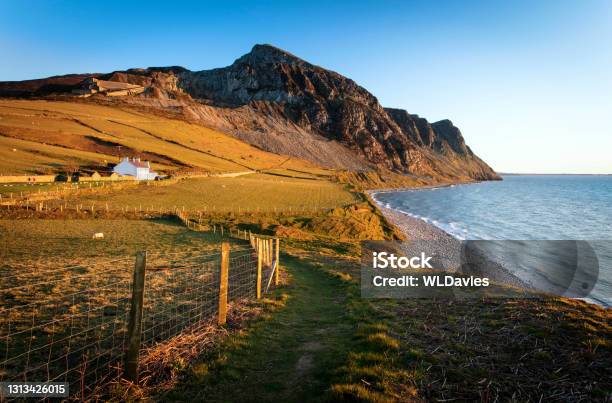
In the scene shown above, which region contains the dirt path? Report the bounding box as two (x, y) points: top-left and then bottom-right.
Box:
(163, 254), (355, 402)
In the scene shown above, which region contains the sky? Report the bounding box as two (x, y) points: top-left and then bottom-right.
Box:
(1, 0), (611, 174)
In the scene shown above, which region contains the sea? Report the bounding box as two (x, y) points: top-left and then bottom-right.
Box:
(372, 175), (612, 306)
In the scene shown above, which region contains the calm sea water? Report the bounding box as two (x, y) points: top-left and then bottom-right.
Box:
(373, 175), (612, 305)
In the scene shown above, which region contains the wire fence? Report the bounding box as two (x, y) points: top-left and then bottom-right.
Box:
(0, 235), (280, 401)
(0, 179), (339, 217)
(0, 198), (334, 217)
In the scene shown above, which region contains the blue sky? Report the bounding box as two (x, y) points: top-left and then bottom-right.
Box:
(1, 0), (611, 174)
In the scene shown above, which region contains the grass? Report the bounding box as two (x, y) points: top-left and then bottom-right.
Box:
(1, 176), (610, 401)
(159, 254), (362, 402)
(148, 230), (611, 402)
(0, 99), (328, 175)
(0, 217), (253, 396)
(0, 181), (108, 196)
(154, 242), (417, 402)
(381, 297), (612, 401)
(0, 218), (224, 262)
(64, 174), (359, 213)
(0, 134), (125, 174)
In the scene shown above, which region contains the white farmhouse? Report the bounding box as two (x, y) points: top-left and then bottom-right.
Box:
(113, 157), (158, 180)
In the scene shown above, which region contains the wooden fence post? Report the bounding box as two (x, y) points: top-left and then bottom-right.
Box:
(275, 238), (280, 286)
(124, 251), (147, 382)
(256, 238), (262, 299)
(268, 239), (273, 266)
(218, 242), (230, 325)
(262, 239), (267, 266)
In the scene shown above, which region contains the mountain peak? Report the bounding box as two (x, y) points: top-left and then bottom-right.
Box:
(234, 44), (307, 66)
(0, 44), (500, 181)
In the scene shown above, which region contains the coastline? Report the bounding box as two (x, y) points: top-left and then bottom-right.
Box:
(365, 187), (535, 292)
(368, 180), (478, 196)
(374, 195), (459, 243)
(366, 187), (461, 243)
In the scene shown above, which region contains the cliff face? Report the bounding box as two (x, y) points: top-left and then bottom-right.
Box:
(175, 44), (499, 180)
(0, 44), (500, 181)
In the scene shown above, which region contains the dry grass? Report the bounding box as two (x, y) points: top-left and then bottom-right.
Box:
(0, 218), (219, 262)
(1, 175), (609, 402)
(0, 217), (260, 400)
(277, 237), (612, 402)
(0, 135), (123, 174)
(380, 297), (612, 402)
(335, 170), (432, 191)
(0, 99), (328, 175)
(109, 297), (268, 401)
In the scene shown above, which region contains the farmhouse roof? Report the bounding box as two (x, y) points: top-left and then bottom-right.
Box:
(120, 157), (150, 168)
(129, 160), (149, 168)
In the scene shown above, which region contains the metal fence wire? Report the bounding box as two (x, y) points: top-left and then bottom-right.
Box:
(0, 237), (279, 400)
(0, 257), (133, 399)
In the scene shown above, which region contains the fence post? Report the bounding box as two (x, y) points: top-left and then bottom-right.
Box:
(275, 238), (280, 286)
(268, 239), (273, 266)
(218, 242), (230, 325)
(256, 238), (262, 299)
(263, 238), (267, 266)
(262, 239), (267, 266)
(124, 251), (147, 382)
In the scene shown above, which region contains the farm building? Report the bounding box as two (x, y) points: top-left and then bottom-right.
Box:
(113, 158), (157, 180)
(78, 172), (127, 182)
(72, 77), (145, 97)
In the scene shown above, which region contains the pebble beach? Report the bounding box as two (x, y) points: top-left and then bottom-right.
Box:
(367, 189), (533, 291)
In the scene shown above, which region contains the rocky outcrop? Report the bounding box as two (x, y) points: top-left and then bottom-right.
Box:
(0, 44), (500, 181)
(172, 44), (499, 180)
(0, 74), (99, 97)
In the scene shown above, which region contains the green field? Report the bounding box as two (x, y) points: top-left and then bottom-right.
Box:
(0, 181), (109, 197)
(66, 174), (359, 213)
(0, 218), (222, 262)
(0, 218), (255, 397)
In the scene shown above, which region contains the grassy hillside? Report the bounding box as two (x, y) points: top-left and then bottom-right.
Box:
(0, 100), (326, 175)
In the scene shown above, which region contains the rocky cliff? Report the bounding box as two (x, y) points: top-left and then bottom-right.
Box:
(173, 45), (498, 180)
(0, 44), (500, 181)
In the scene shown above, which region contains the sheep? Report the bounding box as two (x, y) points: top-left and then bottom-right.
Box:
(92, 232), (104, 239)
